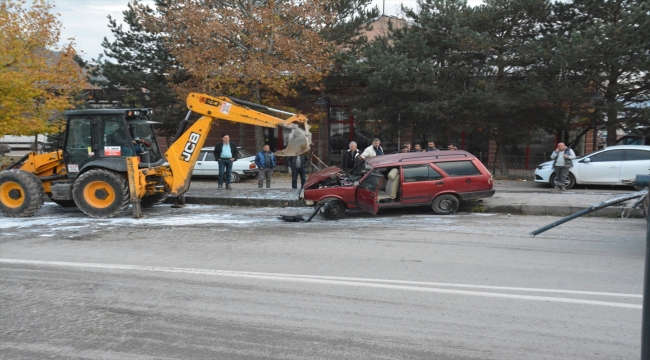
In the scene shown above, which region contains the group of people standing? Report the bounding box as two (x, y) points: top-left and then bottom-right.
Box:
(212, 133), (308, 191)
(214, 134), (463, 191)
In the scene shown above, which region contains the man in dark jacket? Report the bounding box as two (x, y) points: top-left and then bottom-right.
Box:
(213, 134), (239, 190)
(341, 141), (360, 173)
(255, 144), (276, 188)
(287, 153), (310, 189)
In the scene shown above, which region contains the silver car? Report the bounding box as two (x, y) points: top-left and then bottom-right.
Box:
(193, 147), (258, 183)
(534, 145), (650, 188)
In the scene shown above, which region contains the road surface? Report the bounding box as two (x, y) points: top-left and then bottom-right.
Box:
(1, 203), (645, 359)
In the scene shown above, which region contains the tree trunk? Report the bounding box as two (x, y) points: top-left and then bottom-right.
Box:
(606, 106), (618, 147)
(252, 81), (265, 152)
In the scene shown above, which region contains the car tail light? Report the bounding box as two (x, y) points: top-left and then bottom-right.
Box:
(249, 163), (256, 169)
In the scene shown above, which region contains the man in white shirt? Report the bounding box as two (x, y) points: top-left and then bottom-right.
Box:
(359, 138), (384, 160)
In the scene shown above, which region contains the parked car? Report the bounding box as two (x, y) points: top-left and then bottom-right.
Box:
(534, 145), (650, 189)
(193, 147), (258, 182)
(301, 151), (495, 219)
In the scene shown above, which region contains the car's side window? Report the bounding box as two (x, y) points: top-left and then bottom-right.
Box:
(403, 165), (444, 182)
(435, 161), (481, 176)
(588, 150), (624, 162)
(359, 173), (383, 192)
(624, 149), (650, 161)
(204, 152), (215, 161)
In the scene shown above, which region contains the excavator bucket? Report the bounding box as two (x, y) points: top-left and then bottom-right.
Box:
(274, 124), (312, 157)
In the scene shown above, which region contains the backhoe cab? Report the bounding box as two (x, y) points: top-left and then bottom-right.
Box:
(0, 93), (311, 219)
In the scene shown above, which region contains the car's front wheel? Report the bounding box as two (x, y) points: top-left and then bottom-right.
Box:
(320, 199), (346, 220)
(231, 172), (241, 183)
(549, 172), (576, 189)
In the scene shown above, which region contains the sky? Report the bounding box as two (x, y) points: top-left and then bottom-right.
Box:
(55, 0), (481, 61)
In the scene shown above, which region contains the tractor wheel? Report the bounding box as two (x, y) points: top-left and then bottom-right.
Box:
(0, 170), (45, 217)
(431, 194), (460, 215)
(320, 199), (346, 220)
(141, 193), (169, 208)
(72, 169), (130, 218)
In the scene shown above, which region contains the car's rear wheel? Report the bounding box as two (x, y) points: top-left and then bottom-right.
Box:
(431, 194), (459, 215)
(320, 199), (346, 220)
(231, 172), (241, 183)
(549, 172), (576, 189)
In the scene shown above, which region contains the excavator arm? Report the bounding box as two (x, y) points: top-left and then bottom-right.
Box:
(163, 92), (312, 196)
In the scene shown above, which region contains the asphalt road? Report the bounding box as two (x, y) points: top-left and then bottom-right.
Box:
(1, 204), (645, 359)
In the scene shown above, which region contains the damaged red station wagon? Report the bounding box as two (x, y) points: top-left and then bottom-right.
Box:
(300, 151), (495, 220)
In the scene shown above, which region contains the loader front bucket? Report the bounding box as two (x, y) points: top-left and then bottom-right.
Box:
(274, 124), (312, 157)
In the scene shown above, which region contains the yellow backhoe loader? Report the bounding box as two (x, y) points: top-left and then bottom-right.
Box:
(0, 92), (312, 218)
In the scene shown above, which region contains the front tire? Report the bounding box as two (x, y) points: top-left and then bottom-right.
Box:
(72, 169), (130, 218)
(549, 172), (576, 189)
(0, 170), (45, 217)
(231, 172), (241, 183)
(320, 199), (346, 220)
(432, 194), (460, 215)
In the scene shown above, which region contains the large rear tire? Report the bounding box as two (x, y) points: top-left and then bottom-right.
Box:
(141, 193), (169, 208)
(72, 169), (130, 218)
(0, 170), (45, 217)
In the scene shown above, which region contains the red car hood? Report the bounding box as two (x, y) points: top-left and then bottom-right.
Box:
(304, 166), (343, 188)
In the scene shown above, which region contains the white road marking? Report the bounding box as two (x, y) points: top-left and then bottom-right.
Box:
(1, 258), (642, 309)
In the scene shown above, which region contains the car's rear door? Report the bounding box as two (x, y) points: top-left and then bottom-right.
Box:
(355, 173), (383, 214)
(400, 164), (446, 205)
(619, 149), (650, 183)
(433, 160), (488, 192)
(578, 149), (624, 184)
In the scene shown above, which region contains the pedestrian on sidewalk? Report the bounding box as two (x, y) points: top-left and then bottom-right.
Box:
(213, 134), (238, 190)
(412, 144), (423, 152)
(359, 138), (383, 160)
(426, 141), (438, 151)
(341, 141), (360, 173)
(287, 153), (310, 189)
(255, 144), (276, 188)
(550, 142), (576, 191)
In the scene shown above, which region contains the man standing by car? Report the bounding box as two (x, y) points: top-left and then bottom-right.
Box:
(255, 144), (276, 188)
(550, 142), (576, 191)
(287, 153), (310, 190)
(213, 134), (238, 190)
(359, 138), (383, 160)
(341, 141), (360, 172)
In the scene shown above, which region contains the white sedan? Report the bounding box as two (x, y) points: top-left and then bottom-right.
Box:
(193, 147), (258, 183)
(534, 145), (650, 189)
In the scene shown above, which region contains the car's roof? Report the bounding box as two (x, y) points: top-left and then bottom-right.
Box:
(201, 147), (243, 151)
(598, 145), (650, 150)
(365, 150), (475, 167)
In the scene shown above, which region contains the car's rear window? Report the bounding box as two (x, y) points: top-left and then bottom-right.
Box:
(435, 161), (481, 176)
(403, 165), (443, 182)
(624, 149), (650, 161)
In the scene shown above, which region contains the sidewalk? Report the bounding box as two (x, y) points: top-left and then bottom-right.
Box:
(168, 176), (645, 218)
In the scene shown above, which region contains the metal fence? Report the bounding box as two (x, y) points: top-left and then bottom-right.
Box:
(476, 153), (549, 170)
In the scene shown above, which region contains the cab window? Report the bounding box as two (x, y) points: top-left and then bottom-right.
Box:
(65, 117), (93, 168)
(101, 116), (133, 157)
(435, 161), (481, 176)
(403, 165), (443, 182)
